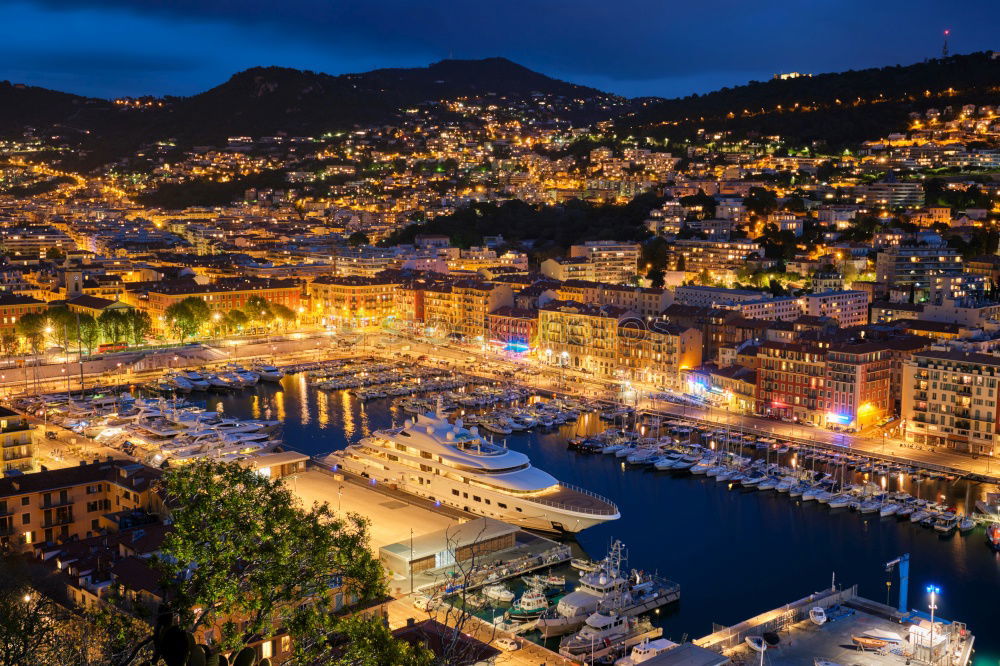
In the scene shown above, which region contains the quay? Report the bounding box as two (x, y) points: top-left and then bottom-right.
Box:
(695, 585), (975, 666)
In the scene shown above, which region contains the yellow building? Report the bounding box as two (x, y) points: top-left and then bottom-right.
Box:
(0, 406), (34, 474)
(308, 275), (400, 326)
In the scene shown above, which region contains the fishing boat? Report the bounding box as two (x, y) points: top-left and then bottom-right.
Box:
(958, 516), (976, 533)
(507, 588), (553, 621)
(809, 606), (827, 626)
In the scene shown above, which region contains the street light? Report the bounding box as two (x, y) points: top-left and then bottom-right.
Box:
(927, 584), (940, 662)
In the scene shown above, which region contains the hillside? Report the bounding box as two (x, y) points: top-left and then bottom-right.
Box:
(0, 58), (615, 165)
(620, 52), (1000, 149)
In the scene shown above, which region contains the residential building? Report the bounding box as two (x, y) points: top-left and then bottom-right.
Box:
(803, 291), (869, 327)
(669, 239), (763, 273)
(568, 241), (641, 284)
(0, 459), (162, 550)
(308, 275), (400, 325)
(537, 301), (630, 378)
(0, 406), (34, 474)
(874, 245), (963, 301)
(0, 293), (47, 331)
(902, 350), (1000, 455)
(486, 306), (538, 350)
(618, 320), (702, 390)
(539, 257), (596, 282)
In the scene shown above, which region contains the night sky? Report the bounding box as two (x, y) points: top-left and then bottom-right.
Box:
(4, 0), (997, 99)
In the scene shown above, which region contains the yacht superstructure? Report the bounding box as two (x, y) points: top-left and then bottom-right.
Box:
(330, 402), (619, 533)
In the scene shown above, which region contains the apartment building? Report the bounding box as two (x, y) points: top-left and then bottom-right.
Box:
(537, 301), (630, 378)
(859, 181), (925, 208)
(823, 343), (893, 428)
(308, 275), (400, 325)
(874, 246), (963, 300)
(669, 239), (763, 272)
(568, 241), (641, 284)
(618, 320), (702, 391)
(486, 306), (538, 349)
(0, 293), (47, 331)
(539, 257), (596, 282)
(902, 350), (1000, 455)
(755, 341), (827, 424)
(0, 406), (34, 474)
(0, 459), (162, 550)
(422, 280), (514, 340)
(803, 291), (869, 327)
(556, 280), (672, 318)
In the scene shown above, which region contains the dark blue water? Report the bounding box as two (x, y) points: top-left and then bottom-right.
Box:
(198, 378), (1000, 664)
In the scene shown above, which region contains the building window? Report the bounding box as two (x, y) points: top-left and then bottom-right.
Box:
(21, 513), (29, 525)
(261, 641), (273, 659)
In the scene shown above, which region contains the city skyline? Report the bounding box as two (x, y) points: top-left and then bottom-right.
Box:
(2, 0), (997, 98)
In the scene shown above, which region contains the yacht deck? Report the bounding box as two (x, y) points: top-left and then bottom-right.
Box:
(531, 483), (619, 516)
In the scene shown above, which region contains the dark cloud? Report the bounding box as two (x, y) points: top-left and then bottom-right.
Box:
(4, 0), (999, 97)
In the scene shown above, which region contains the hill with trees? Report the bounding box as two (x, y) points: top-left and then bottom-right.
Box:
(619, 52), (1000, 149)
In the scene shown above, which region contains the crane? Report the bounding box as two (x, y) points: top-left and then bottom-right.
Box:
(885, 553), (910, 615)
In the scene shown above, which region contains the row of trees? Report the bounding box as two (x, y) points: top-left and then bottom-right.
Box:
(164, 296), (297, 343)
(11, 308), (152, 356)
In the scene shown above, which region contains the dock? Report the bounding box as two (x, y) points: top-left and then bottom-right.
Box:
(695, 585), (975, 666)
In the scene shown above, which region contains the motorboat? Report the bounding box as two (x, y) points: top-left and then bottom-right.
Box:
(483, 584), (514, 603)
(507, 588), (552, 621)
(253, 363), (284, 382)
(809, 606), (827, 626)
(745, 636), (767, 652)
(523, 574), (565, 589)
(934, 515), (959, 534)
(614, 638), (677, 665)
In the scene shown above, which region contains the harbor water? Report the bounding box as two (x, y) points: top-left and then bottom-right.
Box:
(198, 376), (1000, 664)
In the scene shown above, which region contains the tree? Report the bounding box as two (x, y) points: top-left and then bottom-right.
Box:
(77, 314), (101, 355)
(15, 312), (46, 355)
(347, 231), (370, 247)
(98, 310), (129, 344)
(178, 297), (210, 331)
(164, 302), (199, 343)
(123, 310), (152, 347)
(155, 460), (389, 663)
(327, 614), (433, 666)
(0, 331), (17, 359)
(271, 304), (296, 330)
(225, 309), (248, 333)
(244, 296), (274, 330)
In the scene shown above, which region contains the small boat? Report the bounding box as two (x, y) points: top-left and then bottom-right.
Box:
(614, 638), (677, 665)
(958, 516), (976, 533)
(483, 584), (514, 603)
(507, 588), (551, 621)
(986, 523), (1000, 551)
(809, 606), (827, 626)
(570, 558), (599, 573)
(745, 636), (767, 652)
(852, 635), (889, 650)
(523, 574), (565, 589)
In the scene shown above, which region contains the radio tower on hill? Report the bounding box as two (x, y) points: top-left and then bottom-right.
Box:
(942, 29), (950, 57)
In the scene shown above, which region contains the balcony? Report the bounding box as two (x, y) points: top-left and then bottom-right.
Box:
(41, 496), (73, 509)
(41, 513), (74, 528)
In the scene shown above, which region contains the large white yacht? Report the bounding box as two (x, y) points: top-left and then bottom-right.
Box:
(328, 401), (619, 533)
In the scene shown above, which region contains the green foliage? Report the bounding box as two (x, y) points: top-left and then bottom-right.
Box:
(382, 193), (662, 257)
(165, 297), (210, 343)
(125, 309), (153, 347)
(99, 309), (130, 343)
(324, 615), (434, 666)
(15, 312), (46, 353)
(155, 460), (387, 660)
(347, 231), (370, 246)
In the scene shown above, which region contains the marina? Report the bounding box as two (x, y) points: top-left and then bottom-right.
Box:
(15, 366), (998, 663)
(145, 374), (998, 663)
